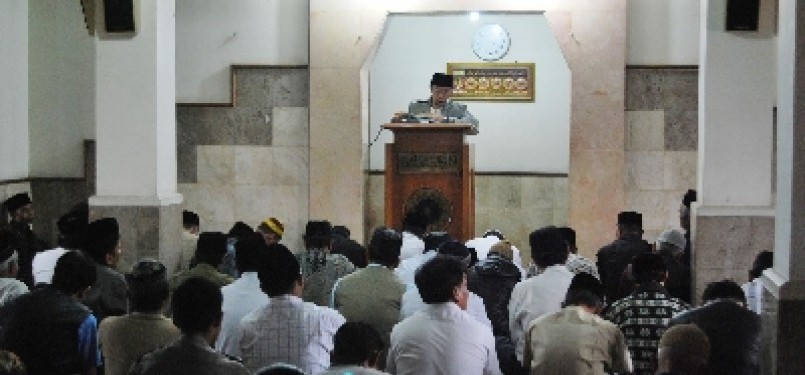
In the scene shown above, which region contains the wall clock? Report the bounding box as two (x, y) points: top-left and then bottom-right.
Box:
(471, 24), (510, 61)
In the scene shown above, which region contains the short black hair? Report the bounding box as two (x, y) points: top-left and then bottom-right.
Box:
(126, 259), (169, 312)
(57, 205), (88, 250)
(304, 220), (332, 249)
(423, 232), (452, 252)
(182, 210), (200, 228)
(258, 244), (300, 297)
(254, 364), (306, 375)
(631, 253), (667, 284)
(331, 322), (384, 367)
(483, 229), (505, 240)
(701, 279), (746, 304)
(563, 272), (604, 308)
(52, 251), (97, 295)
(195, 232), (228, 266)
(171, 277), (223, 335)
(402, 212), (429, 235)
(557, 227), (576, 250)
(415, 255), (465, 304)
(332, 225), (350, 239)
(235, 232), (267, 273)
(85, 218), (120, 263)
(529, 226), (568, 268)
(367, 227), (402, 268)
(749, 251), (773, 279)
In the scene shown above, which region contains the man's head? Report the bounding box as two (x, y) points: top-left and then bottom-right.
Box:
(631, 253), (667, 284)
(657, 323), (710, 374)
(126, 259), (169, 313)
(656, 229), (686, 257)
(304, 220), (332, 249)
(367, 227), (402, 268)
(171, 277), (223, 336)
(182, 210), (200, 234)
(701, 279), (746, 305)
(423, 232), (452, 253)
(415, 255), (469, 310)
(437, 241), (472, 268)
(3, 193), (33, 224)
(194, 232), (228, 267)
(257, 217), (284, 245)
(563, 272), (605, 312)
(52, 250), (96, 297)
(235, 232), (267, 273)
(333, 225), (350, 239)
(557, 227), (577, 254)
(402, 212), (428, 237)
(529, 226), (569, 268)
(680, 189), (697, 232)
(259, 243), (302, 297)
(430, 73), (454, 108)
(0, 231), (18, 278)
(331, 322), (385, 368)
(483, 229), (505, 240)
(489, 240), (514, 261)
(617, 211), (643, 237)
(57, 205), (89, 250)
(749, 250), (773, 280)
(86, 217), (122, 268)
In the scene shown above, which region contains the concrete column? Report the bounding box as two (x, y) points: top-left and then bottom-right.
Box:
(91, 0), (182, 272)
(760, 1), (805, 373)
(693, 0), (777, 300)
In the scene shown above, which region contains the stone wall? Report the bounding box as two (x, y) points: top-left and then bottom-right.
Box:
(177, 66), (310, 252)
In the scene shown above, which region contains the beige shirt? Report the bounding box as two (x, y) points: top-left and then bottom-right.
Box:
(332, 264), (406, 344)
(99, 312), (181, 375)
(524, 306), (632, 375)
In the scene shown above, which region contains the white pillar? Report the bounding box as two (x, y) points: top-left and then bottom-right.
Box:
(91, 0), (182, 270)
(0, 0), (29, 181)
(693, 0), (777, 300)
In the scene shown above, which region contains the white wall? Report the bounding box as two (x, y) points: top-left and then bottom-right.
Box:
(28, 0), (95, 178)
(175, 0), (309, 103)
(627, 0), (700, 65)
(0, 0), (29, 180)
(368, 12), (571, 172)
(698, 0), (776, 207)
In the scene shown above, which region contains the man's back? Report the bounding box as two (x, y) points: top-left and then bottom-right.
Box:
(669, 300), (761, 375)
(239, 295), (345, 374)
(129, 334), (249, 375)
(298, 250), (355, 306)
(216, 272), (269, 354)
(524, 306), (631, 375)
(333, 265), (405, 345)
(99, 312), (181, 375)
(596, 235), (652, 303)
(387, 303), (501, 375)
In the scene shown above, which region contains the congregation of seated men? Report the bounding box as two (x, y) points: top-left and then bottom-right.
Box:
(0, 190), (766, 375)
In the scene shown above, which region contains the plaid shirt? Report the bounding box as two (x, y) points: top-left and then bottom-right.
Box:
(604, 282), (690, 375)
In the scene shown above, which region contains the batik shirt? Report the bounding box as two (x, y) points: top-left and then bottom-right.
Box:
(604, 282), (689, 375)
(297, 248), (355, 306)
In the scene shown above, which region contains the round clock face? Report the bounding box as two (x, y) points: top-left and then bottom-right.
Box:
(472, 24), (510, 61)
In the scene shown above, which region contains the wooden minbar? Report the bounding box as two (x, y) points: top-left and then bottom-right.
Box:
(383, 123), (475, 241)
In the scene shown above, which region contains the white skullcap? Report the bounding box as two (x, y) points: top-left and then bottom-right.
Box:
(657, 229), (686, 250)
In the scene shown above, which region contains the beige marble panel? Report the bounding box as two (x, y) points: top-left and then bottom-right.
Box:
(272, 147), (309, 186)
(569, 150), (625, 254)
(663, 151), (698, 190)
(309, 68), (361, 149)
(178, 182), (236, 226)
(310, 11), (372, 69)
(626, 151), (665, 191)
(272, 107), (309, 147)
(234, 146), (273, 186)
(196, 145), (235, 184)
(627, 110), (665, 151)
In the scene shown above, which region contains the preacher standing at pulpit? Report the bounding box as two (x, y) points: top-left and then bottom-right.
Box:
(392, 73), (479, 135)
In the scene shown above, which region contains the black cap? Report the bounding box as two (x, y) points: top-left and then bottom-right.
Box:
(568, 272), (604, 301)
(3, 193), (31, 213)
(617, 211), (642, 226)
(430, 73), (454, 88)
(58, 210), (88, 236)
(126, 258), (167, 284)
(87, 218), (120, 256)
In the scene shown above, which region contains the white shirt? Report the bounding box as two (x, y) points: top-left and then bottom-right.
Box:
(395, 250), (437, 288)
(0, 278), (27, 306)
(465, 236), (527, 280)
(217, 272), (269, 355)
(32, 247), (69, 285)
(508, 264), (574, 362)
(400, 286), (492, 329)
(399, 232), (425, 261)
(387, 302), (502, 375)
(238, 295), (345, 374)
(742, 279), (763, 314)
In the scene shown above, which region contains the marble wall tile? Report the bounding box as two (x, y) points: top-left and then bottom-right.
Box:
(273, 107), (309, 147)
(89, 205), (169, 272)
(235, 69), (272, 108)
(178, 183), (236, 225)
(29, 180), (90, 244)
(266, 69), (309, 108)
(309, 11), (369, 68)
(196, 146), (235, 184)
(233, 107), (273, 146)
(234, 146), (274, 186)
(663, 151), (698, 190)
(626, 151), (666, 191)
(272, 147), (309, 186)
(627, 110), (665, 151)
(665, 109), (698, 151)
